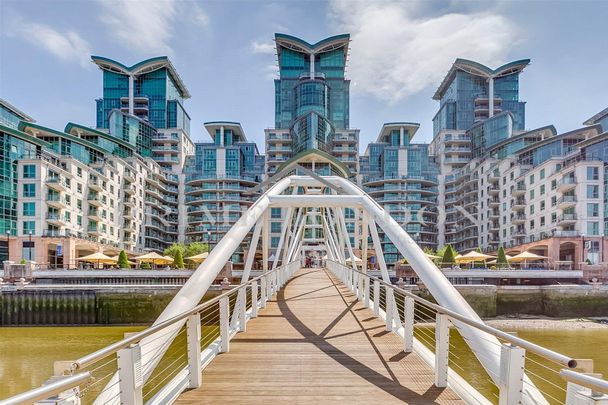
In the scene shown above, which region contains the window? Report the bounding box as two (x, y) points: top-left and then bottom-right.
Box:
(23, 202), (35, 216)
(529, 174), (535, 184)
(551, 179), (557, 190)
(587, 185), (599, 198)
(271, 222), (282, 233)
(529, 189), (535, 200)
(530, 220), (535, 229)
(551, 213), (557, 223)
(587, 203), (599, 217)
(540, 216), (546, 226)
(540, 169), (545, 179)
(22, 221), (35, 235)
(271, 236), (280, 248)
(23, 165), (35, 178)
(77, 215), (82, 226)
(344, 208), (355, 219)
(587, 167), (599, 180)
(530, 205), (535, 215)
(77, 167), (82, 177)
(540, 201), (545, 211)
(587, 221), (600, 236)
(540, 185), (545, 195)
(551, 196), (557, 206)
(77, 183), (82, 193)
(77, 199), (82, 210)
(270, 208), (281, 219)
(23, 184), (35, 197)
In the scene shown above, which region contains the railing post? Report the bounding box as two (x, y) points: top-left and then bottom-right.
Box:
(364, 276), (370, 308)
(403, 297), (414, 353)
(357, 273), (364, 301)
(435, 314), (450, 388)
(186, 313), (202, 389)
(219, 297), (229, 353)
(385, 288), (394, 331)
(117, 344), (143, 405)
(373, 280), (380, 317)
(498, 344), (525, 405)
(239, 286), (247, 332)
(251, 280), (258, 318)
(260, 275), (267, 307)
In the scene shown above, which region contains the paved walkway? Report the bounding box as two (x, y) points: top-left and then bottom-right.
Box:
(176, 268), (464, 404)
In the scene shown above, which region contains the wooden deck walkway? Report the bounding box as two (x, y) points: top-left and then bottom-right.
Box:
(176, 268), (464, 404)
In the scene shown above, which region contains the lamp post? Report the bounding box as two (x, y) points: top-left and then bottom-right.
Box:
(28, 231), (33, 261)
(6, 230), (10, 263)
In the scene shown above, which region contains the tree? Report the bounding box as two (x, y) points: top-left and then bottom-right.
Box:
(118, 250), (130, 269)
(496, 246), (508, 267)
(185, 242), (209, 258)
(436, 245), (449, 259)
(174, 249), (185, 269)
(442, 244), (457, 265)
(164, 243), (186, 262)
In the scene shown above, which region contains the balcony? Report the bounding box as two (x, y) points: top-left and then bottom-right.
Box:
(487, 186), (500, 196)
(488, 197), (500, 207)
(512, 198), (526, 210)
(46, 194), (67, 209)
(47, 177), (68, 192)
(557, 195), (577, 209)
(512, 229), (526, 237)
(553, 230), (580, 237)
(88, 208), (101, 221)
(124, 197), (135, 207)
(124, 184), (136, 195)
(87, 193), (102, 207)
(557, 175), (576, 192)
(512, 214), (526, 224)
(87, 225), (101, 236)
(89, 178), (103, 192)
(512, 183), (526, 196)
(46, 213), (66, 226)
(123, 210), (136, 221)
(124, 170), (136, 183)
(558, 213), (577, 224)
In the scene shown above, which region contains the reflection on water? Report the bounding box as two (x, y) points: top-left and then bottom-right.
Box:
(0, 326), (145, 399)
(1, 325), (607, 401)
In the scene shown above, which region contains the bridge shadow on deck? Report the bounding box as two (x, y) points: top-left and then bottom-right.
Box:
(176, 268), (463, 404)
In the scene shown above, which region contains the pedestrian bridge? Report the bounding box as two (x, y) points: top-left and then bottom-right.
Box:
(3, 175), (608, 405)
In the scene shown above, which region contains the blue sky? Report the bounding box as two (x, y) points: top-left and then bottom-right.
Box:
(1, 0), (607, 149)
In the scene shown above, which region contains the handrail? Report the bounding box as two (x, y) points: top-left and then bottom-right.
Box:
(328, 260), (578, 368)
(72, 263), (289, 371)
(0, 372), (91, 405)
(560, 369), (608, 395)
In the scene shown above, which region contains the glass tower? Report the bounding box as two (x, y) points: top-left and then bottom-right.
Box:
(92, 56), (191, 135)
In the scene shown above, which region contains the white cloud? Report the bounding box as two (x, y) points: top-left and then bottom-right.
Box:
(252, 41), (275, 54)
(97, 0), (178, 55)
(191, 2), (209, 26)
(5, 15), (92, 68)
(329, 0), (519, 103)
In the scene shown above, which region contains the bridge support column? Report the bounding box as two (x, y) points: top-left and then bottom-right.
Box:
(385, 289), (394, 332)
(403, 297), (414, 353)
(364, 276), (370, 308)
(219, 297), (229, 353)
(498, 344), (525, 405)
(117, 344), (143, 405)
(251, 281), (258, 318)
(373, 280), (380, 317)
(260, 276), (267, 308)
(239, 286), (247, 332)
(186, 313), (202, 389)
(435, 314), (450, 388)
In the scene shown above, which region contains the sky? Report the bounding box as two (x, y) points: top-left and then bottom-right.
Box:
(1, 0), (607, 150)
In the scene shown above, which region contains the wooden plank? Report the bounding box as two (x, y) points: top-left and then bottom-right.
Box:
(176, 268), (464, 404)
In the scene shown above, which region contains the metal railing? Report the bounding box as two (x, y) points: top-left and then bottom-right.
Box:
(1, 261), (300, 405)
(326, 260), (608, 405)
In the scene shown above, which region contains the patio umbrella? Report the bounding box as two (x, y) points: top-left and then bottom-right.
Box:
(455, 251), (495, 264)
(400, 252), (442, 264)
(134, 252), (173, 266)
(109, 255), (136, 265)
(185, 252), (209, 263)
(77, 252), (116, 268)
(345, 256), (362, 263)
(508, 251), (547, 268)
(487, 254), (513, 264)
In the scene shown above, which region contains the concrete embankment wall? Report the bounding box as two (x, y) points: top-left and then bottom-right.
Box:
(453, 285), (608, 318)
(0, 288), (222, 326)
(1, 284), (607, 325)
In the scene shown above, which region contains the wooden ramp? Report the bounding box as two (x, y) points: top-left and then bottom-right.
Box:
(176, 268), (464, 404)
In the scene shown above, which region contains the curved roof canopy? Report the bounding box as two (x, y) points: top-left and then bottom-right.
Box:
(433, 58), (530, 100)
(276, 149), (352, 178)
(275, 33), (350, 67)
(91, 56), (190, 99)
(204, 121), (248, 143)
(376, 122), (420, 143)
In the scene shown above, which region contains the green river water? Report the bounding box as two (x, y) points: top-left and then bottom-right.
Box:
(1, 325), (607, 402)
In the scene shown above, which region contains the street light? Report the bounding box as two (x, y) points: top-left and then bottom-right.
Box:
(28, 231), (33, 261)
(6, 230), (10, 263)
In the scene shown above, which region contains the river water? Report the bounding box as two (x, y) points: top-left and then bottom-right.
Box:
(1, 325), (607, 401)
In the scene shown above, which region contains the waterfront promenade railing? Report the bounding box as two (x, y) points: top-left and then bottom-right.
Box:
(326, 260), (608, 405)
(0, 261), (300, 405)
